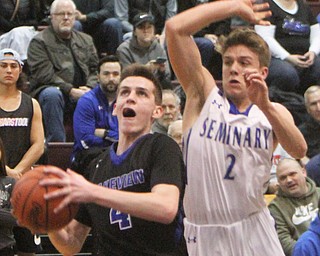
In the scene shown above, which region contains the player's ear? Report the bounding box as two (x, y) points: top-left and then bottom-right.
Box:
(261, 66), (269, 80)
(112, 103), (117, 116)
(152, 105), (163, 119)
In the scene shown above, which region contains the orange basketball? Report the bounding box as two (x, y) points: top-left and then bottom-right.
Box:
(11, 165), (79, 233)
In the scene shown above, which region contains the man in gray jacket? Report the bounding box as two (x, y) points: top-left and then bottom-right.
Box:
(269, 158), (320, 256)
(27, 0), (99, 142)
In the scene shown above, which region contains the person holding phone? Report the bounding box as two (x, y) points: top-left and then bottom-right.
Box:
(116, 13), (173, 89)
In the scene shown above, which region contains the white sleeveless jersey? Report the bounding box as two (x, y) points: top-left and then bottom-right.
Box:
(183, 86), (273, 225)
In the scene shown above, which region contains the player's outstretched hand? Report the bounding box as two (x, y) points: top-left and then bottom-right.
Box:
(237, 0), (272, 26)
(40, 166), (96, 213)
(243, 69), (270, 109)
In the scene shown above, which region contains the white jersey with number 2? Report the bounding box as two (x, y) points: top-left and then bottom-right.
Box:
(183, 86), (285, 256)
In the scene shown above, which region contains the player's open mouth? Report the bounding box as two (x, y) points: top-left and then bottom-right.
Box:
(123, 108), (136, 117)
(229, 79), (240, 84)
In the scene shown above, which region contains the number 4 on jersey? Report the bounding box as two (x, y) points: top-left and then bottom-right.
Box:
(110, 208), (132, 230)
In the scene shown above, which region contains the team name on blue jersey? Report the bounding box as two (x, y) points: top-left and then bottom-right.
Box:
(99, 169), (145, 190)
(199, 117), (272, 150)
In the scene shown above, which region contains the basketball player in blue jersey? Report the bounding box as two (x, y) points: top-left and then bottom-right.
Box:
(39, 64), (187, 256)
(166, 0), (307, 255)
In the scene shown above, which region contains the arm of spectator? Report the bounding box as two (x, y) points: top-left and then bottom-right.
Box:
(27, 37), (74, 95)
(292, 237), (316, 256)
(73, 96), (108, 149)
(269, 204), (297, 256)
(83, 0), (115, 27)
(69, 88), (87, 101)
(254, 24), (290, 60)
(0, 208), (17, 228)
(11, 99), (45, 176)
(116, 46), (134, 69)
(166, 0), (177, 20)
(85, 42), (99, 88)
(204, 34), (218, 45)
(0, 17), (17, 32)
(115, 0), (133, 33)
(309, 24), (320, 56)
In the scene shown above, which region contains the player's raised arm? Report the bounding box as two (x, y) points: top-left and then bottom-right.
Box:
(166, 0), (270, 96)
(166, 0), (271, 129)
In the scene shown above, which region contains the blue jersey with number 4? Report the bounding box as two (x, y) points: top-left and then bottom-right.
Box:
(75, 133), (187, 256)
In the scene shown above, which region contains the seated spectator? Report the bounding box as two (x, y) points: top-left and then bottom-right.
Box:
(0, 48), (44, 256)
(269, 158), (320, 256)
(293, 199), (320, 256)
(151, 89), (181, 134)
(0, 0), (49, 61)
(299, 85), (320, 158)
(115, 0), (176, 39)
(255, 0), (320, 95)
(0, 137), (17, 256)
(167, 119), (182, 150)
(27, 0), (99, 142)
(71, 56), (120, 177)
(177, 0), (231, 78)
(116, 13), (172, 89)
(299, 85), (320, 186)
(73, 0), (123, 56)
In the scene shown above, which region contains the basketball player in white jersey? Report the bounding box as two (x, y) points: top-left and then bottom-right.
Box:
(166, 0), (307, 255)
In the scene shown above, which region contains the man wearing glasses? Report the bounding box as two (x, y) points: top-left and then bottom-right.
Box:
(27, 0), (99, 142)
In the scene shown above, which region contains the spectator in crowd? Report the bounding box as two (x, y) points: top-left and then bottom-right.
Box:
(40, 64), (187, 256)
(255, 0), (320, 95)
(299, 85), (320, 187)
(0, 0), (49, 61)
(152, 89), (180, 134)
(27, 0), (99, 142)
(115, 0), (177, 38)
(167, 119), (183, 150)
(166, 0), (307, 255)
(0, 48), (44, 256)
(293, 199), (320, 256)
(71, 55), (120, 177)
(299, 85), (320, 159)
(267, 144), (292, 194)
(73, 0), (123, 56)
(117, 13), (172, 89)
(269, 158), (320, 256)
(0, 137), (17, 256)
(177, 0), (231, 78)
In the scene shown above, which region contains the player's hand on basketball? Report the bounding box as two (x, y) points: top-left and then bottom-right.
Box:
(243, 69), (270, 109)
(40, 166), (95, 213)
(237, 0), (271, 26)
(6, 166), (22, 180)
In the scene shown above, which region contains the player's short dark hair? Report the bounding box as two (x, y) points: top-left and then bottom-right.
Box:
(217, 28), (271, 68)
(120, 64), (163, 105)
(98, 55), (121, 73)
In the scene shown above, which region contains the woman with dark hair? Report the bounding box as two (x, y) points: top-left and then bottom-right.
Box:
(0, 137), (17, 256)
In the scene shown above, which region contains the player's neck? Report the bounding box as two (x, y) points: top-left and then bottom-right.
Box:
(116, 131), (149, 155)
(0, 84), (19, 97)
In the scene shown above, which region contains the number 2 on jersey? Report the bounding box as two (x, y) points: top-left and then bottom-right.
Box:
(224, 154), (236, 180)
(110, 208), (132, 230)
